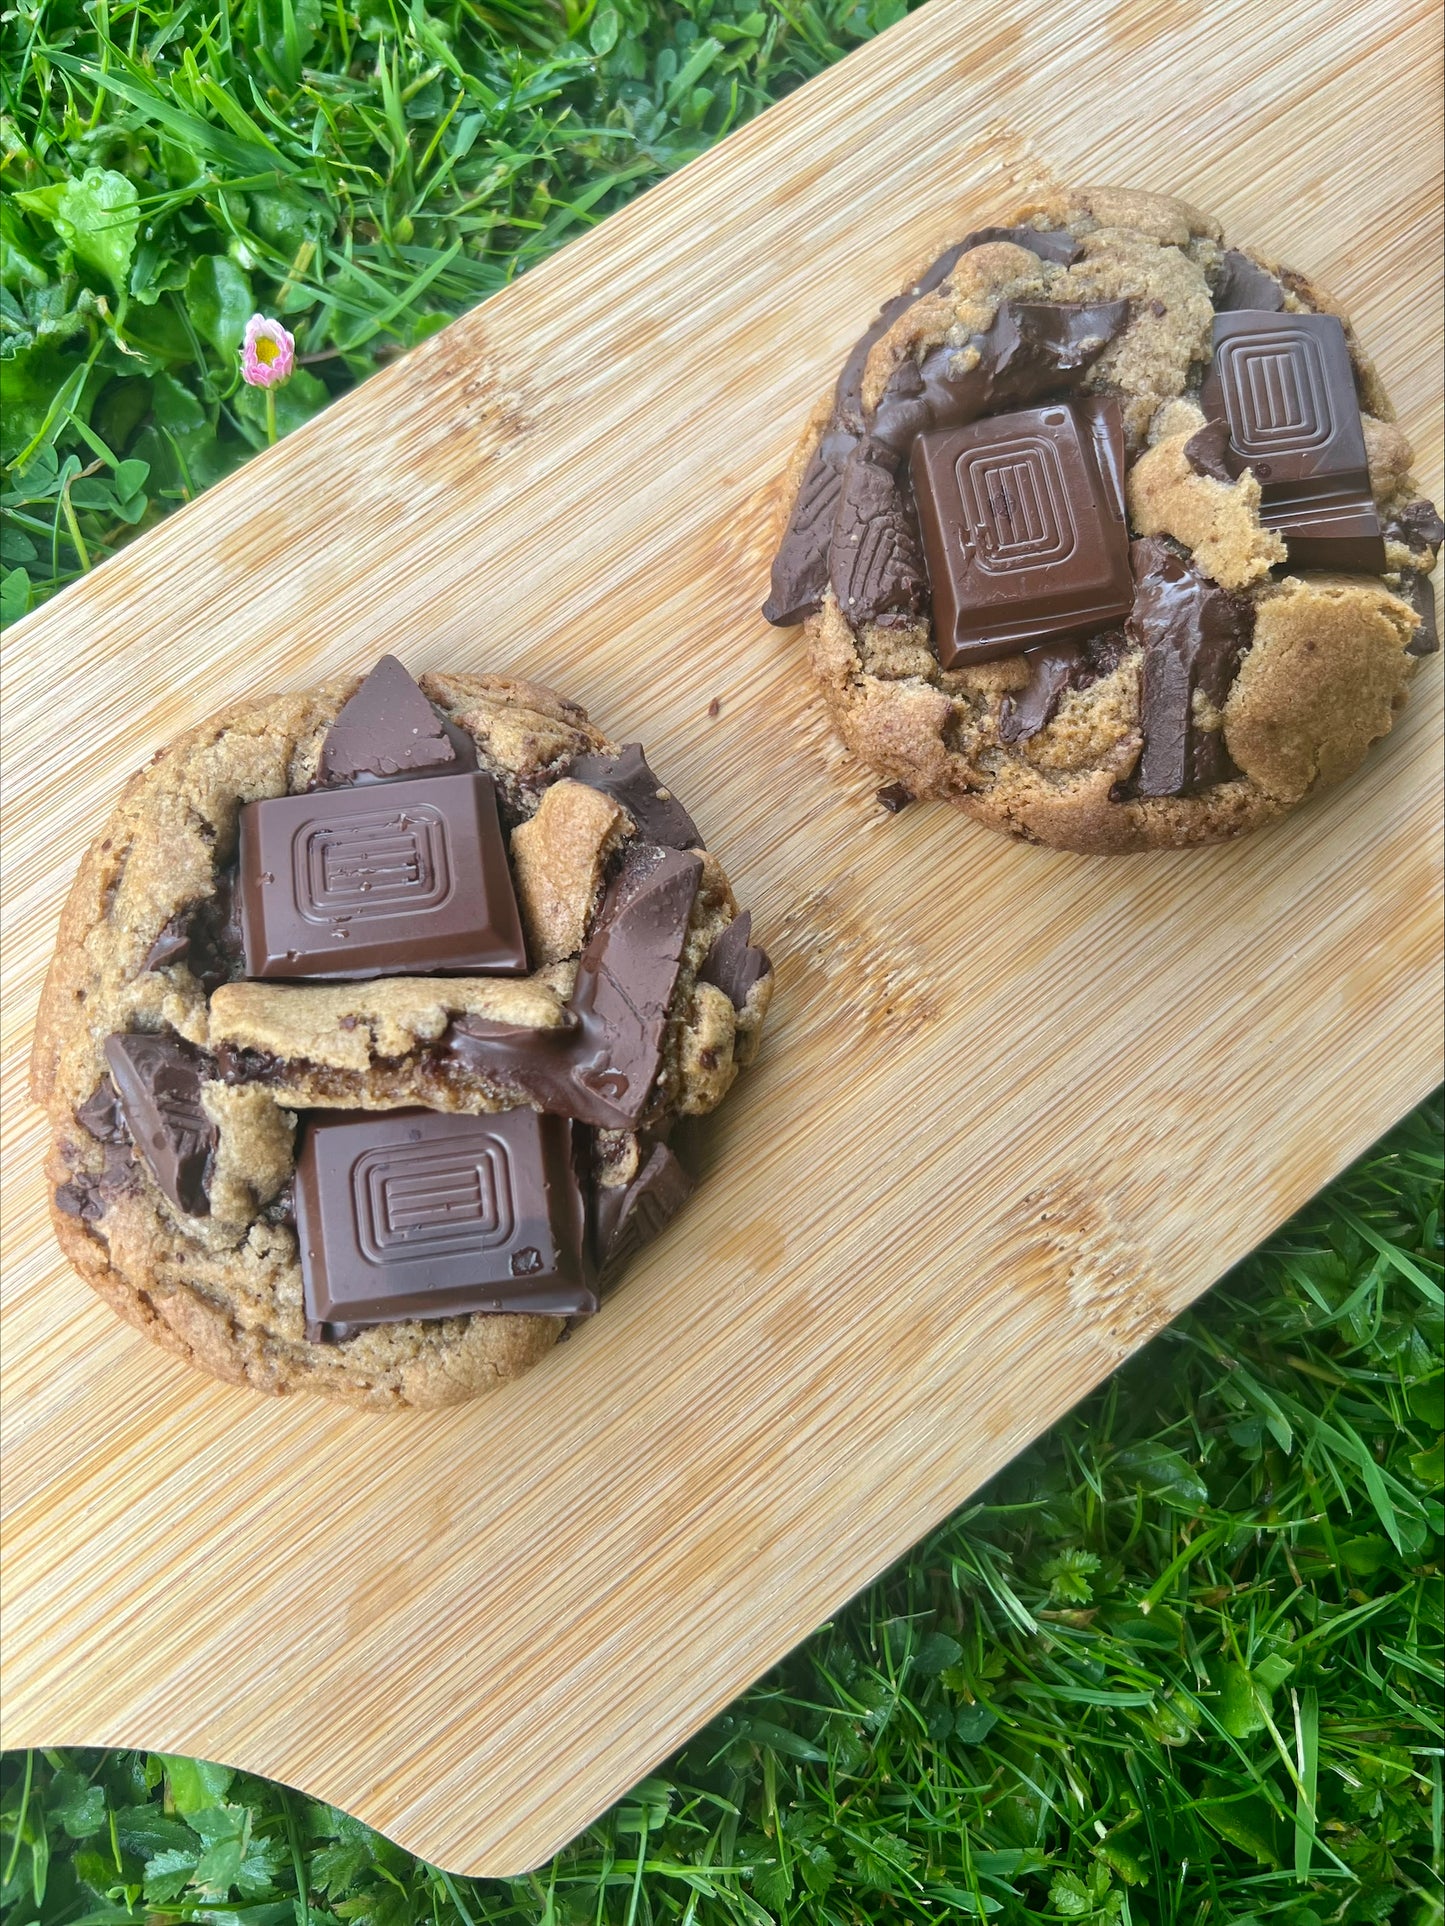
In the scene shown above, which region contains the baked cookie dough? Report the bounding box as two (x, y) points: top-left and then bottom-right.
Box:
(31, 660), (773, 1408)
(763, 183), (1441, 852)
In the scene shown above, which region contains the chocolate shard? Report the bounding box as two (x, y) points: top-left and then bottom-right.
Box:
(567, 742), (702, 849)
(296, 1108), (596, 1341)
(1183, 417), (1234, 484)
(763, 426), (858, 625)
(104, 1032), (217, 1217)
(594, 1141), (695, 1277)
(54, 1143), (136, 1225)
(910, 396), (1135, 667)
(829, 439), (928, 624)
(763, 231), (1087, 627)
(1128, 538), (1254, 796)
(877, 782), (913, 812)
(445, 843), (702, 1130)
(75, 1075), (126, 1142)
(1200, 310), (1385, 571)
(998, 643), (1088, 744)
(317, 655), (478, 787)
(1399, 572), (1440, 657)
(145, 866), (244, 991)
(238, 771), (527, 980)
(1385, 498), (1445, 555)
(1212, 247), (1288, 313)
(698, 911), (772, 1012)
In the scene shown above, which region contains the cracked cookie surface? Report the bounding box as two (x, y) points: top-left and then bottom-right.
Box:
(32, 667), (773, 1408)
(764, 184), (1440, 852)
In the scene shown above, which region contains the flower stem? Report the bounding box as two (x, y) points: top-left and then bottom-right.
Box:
(60, 481), (91, 571)
(265, 387), (277, 446)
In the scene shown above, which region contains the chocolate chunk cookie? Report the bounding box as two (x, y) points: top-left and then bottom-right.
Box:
(31, 663), (773, 1408)
(764, 184), (1440, 851)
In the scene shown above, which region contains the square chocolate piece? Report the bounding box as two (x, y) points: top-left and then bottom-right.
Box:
(1204, 310), (1384, 569)
(909, 397), (1134, 667)
(238, 771), (527, 979)
(296, 1108), (596, 1340)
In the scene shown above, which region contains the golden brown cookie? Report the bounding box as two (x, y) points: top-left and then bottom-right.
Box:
(763, 184), (1440, 852)
(31, 664), (773, 1408)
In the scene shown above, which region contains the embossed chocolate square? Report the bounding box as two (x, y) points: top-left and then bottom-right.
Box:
(1203, 310), (1384, 569)
(238, 771), (527, 979)
(296, 1108), (596, 1341)
(909, 396), (1133, 667)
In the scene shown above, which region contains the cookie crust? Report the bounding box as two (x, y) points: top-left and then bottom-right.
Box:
(32, 671), (771, 1408)
(768, 185), (1439, 852)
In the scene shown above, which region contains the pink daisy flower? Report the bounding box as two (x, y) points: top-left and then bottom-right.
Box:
(240, 315), (296, 389)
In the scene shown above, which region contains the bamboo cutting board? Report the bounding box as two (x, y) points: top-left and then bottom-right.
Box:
(2, 0), (1442, 1876)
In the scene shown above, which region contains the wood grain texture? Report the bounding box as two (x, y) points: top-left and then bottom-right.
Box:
(2, 0), (1442, 1876)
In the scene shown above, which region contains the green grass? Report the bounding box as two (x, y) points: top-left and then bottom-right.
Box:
(2, 4), (1443, 1920)
(3, 1102), (1441, 1924)
(0, 0), (910, 618)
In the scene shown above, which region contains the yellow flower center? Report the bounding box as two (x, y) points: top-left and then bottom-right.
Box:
(255, 336), (280, 364)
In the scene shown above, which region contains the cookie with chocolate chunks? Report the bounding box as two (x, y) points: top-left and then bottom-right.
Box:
(764, 183), (1439, 852)
(31, 663), (774, 1409)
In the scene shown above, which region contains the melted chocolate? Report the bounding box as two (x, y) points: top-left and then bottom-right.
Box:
(1183, 418), (1234, 484)
(1128, 539), (1254, 796)
(567, 742), (701, 848)
(444, 843), (702, 1130)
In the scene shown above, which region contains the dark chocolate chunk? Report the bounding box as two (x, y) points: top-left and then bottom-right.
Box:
(698, 911), (772, 1012)
(144, 919), (191, 970)
(55, 1173), (106, 1223)
(762, 425), (857, 626)
(566, 742), (702, 848)
(238, 771), (527, 980)
(1128, 538), (1254, 796)
(75, 1076), (126, 1143)
(910, 396), (1134, 667)
(444, 843), (702, 1130)
(763, 229), (1088, 627)
(1212, 248), (1287, 313)
(296, 1108), (596, 1341)
(998, 643), (1087, 744)
(104, 1032), (217, 1216)
(1084, 627), (1130, 679)
(265, 1176), (297, 1228)
(828, 439), (928, 624)
(54, 1144), (136, 1225)
(1200, 311), (1385, 571)
(1183, 417), (1234, 484)
(877, 782), (913, 812)
(1399, 572), (1440, 657)
(1385, 498), (1445, 555)
(594, 1142), (694, 1276)
(145, 866), (244, 992)
(317, 656), (478, 787)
